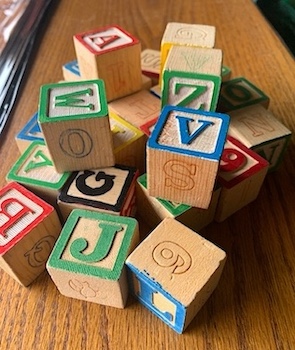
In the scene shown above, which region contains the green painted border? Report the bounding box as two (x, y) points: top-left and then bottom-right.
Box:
(6, 140), (70, 189)
(162, 70), (221, 111)
(38, 79), (108, 123)
(47, 209), (138, 280)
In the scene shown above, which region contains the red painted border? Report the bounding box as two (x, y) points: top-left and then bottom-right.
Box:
(0, 182), (53, 255)
(140, 116), (158, 136)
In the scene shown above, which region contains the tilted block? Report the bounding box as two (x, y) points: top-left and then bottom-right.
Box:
(7, 140), (71, 209)
(141, 49), (161, 79)
(228, 105), (292, 171)
(160, 22), (216, 84)
(15, 112), (44, 153)
(47, 209), (139, 308)
(73, 25), (142, 101)
(147, 105), (229, 209)
(136, 173), (221, 232)
(108, 89), (161, 130)
(215, 136), (269, 222)
(62, 60), (81, 81)
(0, 182), (61, 286)
(110, 112), (147, 174)
(126, 218), (226, 333)
(217, 76), (270, 112)
(38, 79), (115, 173)
(161, 46), (222, 111)
(57, 164), (138, 221)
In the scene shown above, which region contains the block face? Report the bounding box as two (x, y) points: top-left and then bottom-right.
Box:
(218, 77), (269, 112)
(58, 164), (138, 216)
(126, 218), (226, 333)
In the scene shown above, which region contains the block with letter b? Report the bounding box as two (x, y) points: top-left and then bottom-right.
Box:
(73, 25), (142, 101)
(0, 182), (61, 286)
(126, 218), (226, 333)
(47, 209), (139, 308)
(147, 105), (229, 209)
(161, 46), (222, 111)
(38, 79), (115, 173)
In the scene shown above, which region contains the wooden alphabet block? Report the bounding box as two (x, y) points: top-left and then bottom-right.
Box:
(15, 112), (44, 153)
(6, 140), (71, 208)
(147, 105), (229, 209)
(62, 60), (81, 81)
(110, 112), (147, 174)
(0, 182), (61, 286)
(161, 46), (222, 111)
(108, 89), (161, 130)
(126, 218), (226, 333)
(218, 76), (270, 112)
(57, 164), (138, 221)
(141, 49), (161, 79)
(38, 79), (115, 173)
(228, 105), (292, 171)
(215, 136), (269, 222)
(160, 22), (216, 84)
(73, 25), (142, 101)
(47, 209), (139, 308)
(140, 117), (158, 137)
(136, 174), (221, 232)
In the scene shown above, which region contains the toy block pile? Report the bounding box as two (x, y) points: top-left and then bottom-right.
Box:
(1, 22), (291, 334)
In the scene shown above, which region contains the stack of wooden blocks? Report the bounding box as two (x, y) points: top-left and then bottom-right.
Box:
(1, 22), (291, 334)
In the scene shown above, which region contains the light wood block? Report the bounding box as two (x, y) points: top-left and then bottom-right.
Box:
(141, 49), (161, 79)
(0, 182), (61, 286)
(47, 209), (139, 308)
(110, 111), (147, 174)
(218, 76), (270, 112)
(15, 112), (44, 153)
(7, 140), (71, 209)
(73, 25), (142, 101)
(108, 89), (161, 129)
(161, 46), (222, 111)
(136, 173), (220, 232)
(126, 217), (226, 333)
(228, 104), (292, 171)
(62, 60), (81, 81)
(57, 164), (138, 221)
(147, 105), (229, 209)
(215, 136), (269, 222)
(38, 79), (115, 173)
(160, 22), (216, 84)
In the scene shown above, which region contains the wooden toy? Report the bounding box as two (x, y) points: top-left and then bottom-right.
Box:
(73, 25), (142, 101)
(108, 89), (161, 130)
(136, 173), (221, 232)
(57, 164), (138, 221)
(141, 49), (161, 79)
(0, 182), (61, 286)
(218, 76), (270, 112)
(15, 112), (44, 153)
(110, 111), (147, 174)
(38, 79), (115, 173)
(221, 65), (231, 82)
(228, 104), (292, 171)
(215, 136), (269, 222)
(62, 60), (81, 81)
(47, 209), (139, 308)
(161, 46), (222, 111)
(140, 116), (158, 136)
(147, 105), (229, 209)
(6, 140), (71, 209)
(160, 22), (216, 84)
(126, 217), (226, 333)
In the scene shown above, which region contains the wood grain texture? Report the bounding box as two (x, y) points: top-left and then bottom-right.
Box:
(0, 0), (294, 349)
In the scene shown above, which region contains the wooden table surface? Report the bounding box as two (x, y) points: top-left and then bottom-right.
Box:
(0, 0), (295, 349)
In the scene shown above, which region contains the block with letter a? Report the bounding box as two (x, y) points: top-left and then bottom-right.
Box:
(161, 46), (222, 111)
(57, 164), (138, 222)
(215, 136), (269, 222)
(147, 105), (229, 209)
(73, 25), (142, 101)
(47, 209), (139, 308)
(126, 218), (226, 333)
(38, 79), (115, 173)
(0, 182), (61, 286)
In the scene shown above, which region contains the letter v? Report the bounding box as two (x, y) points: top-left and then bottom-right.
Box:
(176, 115), (213, 145)
(24, 150), (53, 173)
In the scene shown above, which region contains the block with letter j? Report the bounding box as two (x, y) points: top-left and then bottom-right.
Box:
(147, 105), (229, 209)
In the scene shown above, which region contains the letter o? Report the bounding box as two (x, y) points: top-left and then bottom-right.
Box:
(59, 129), (93, 158)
